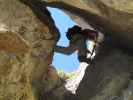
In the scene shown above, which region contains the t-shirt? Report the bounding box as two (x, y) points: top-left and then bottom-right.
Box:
(70, 34), (88, 57)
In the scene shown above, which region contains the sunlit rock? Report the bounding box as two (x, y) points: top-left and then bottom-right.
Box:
(0, 0), (60, 100)
(0, 32), (30, 54)
(65, 62), (89, 94)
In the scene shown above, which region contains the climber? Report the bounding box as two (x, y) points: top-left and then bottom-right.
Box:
(54, 25), (98, 63)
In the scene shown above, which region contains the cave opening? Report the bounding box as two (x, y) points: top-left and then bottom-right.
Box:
(48, 7), (79, 74)
(47, 7), (100, 94)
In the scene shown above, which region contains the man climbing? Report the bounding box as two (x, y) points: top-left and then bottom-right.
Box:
(54, 25), (98, 63)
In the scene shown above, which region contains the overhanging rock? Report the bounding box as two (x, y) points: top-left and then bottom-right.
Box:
(41, 0), (133, 51)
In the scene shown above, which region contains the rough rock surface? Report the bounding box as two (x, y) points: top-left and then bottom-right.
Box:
(0, 0), (61, 99)
(76, 41), (133, 100)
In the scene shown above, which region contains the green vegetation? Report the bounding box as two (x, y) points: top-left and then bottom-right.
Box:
(57, 70), (75, 80)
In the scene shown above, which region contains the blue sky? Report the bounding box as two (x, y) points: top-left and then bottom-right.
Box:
(47, 7), (80, 72)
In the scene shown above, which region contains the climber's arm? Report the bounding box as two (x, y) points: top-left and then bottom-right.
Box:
(54, 44), (77, 55)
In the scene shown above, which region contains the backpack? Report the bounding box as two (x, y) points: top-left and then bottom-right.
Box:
(81, 29), (98, 41)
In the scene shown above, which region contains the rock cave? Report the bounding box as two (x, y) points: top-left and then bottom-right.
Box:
(0, 0), (133, 100)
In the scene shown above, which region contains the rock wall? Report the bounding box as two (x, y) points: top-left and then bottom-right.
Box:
(0, 0), (61, 99)
(76, 40), (133, 100)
